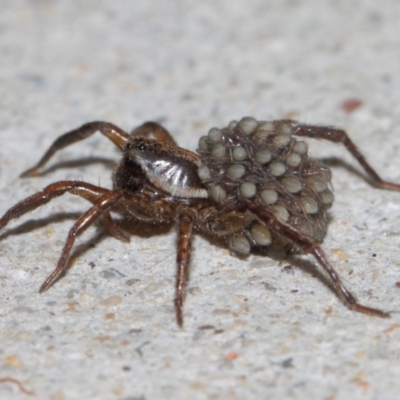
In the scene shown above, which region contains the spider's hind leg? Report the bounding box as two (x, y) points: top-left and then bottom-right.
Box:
(285, 120), (400, 191)
(251, 206), (390, 318)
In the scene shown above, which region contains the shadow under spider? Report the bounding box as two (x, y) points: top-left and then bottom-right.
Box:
(0, 210), (173, 242)
(0, 207), (173, 278)
(0, 212), (83, 241)
(321, 156), (375, 185)
(288, 255), (342, 304)
(33, 157), (116, 176)
(252, 243), (355, 310)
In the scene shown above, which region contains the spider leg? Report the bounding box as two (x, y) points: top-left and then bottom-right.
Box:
(251, 206), (390, 318)
(130, 121), (178, 145)
(285, 120), (400, 191)
(21, 122), (130, 177)
(39, 190), (124, 292)
(0, 181), (128, 242)
(175, 214), (194, 327)
(102, 212), (130, 243)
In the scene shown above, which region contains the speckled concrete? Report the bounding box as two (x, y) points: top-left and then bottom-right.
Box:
(1, 1), (400, 399)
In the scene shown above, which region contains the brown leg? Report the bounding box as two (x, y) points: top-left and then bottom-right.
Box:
(21, 122), (130, 177)
(130, 121), (178, 145)
(284, 120), (400, 191)
(310, 246), (389, 317)
(251, 205), (390, 318)
(0, 181), (127, 242)
(175, 214), (194, 327)
(39, 190), (124, 292)
(103, 212), (130, 243)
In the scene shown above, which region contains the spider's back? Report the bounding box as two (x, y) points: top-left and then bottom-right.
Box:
(196, 117), (335, 255)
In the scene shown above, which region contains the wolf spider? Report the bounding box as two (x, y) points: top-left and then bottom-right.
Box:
(0, 117), (399, 326)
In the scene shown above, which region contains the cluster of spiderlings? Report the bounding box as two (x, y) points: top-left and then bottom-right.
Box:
(197, 117), (334, 256)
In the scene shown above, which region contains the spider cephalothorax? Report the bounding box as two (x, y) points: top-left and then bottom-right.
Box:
(1, 117), (399, 326)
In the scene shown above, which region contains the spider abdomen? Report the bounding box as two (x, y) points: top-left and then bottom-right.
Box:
(197, 117), (335, 254)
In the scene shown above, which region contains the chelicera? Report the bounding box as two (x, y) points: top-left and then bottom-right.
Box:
(1, 117), (399, 326)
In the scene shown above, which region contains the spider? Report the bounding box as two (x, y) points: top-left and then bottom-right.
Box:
(1, 117), (399, 326)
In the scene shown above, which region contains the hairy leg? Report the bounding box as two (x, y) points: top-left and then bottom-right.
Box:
(130, 121), (177, 145)
(0, 181), (127, 242)
(285, 120), (400, 191)
(251, 205), (390, 318)
(39, 190), (124, 292)
(21, 122), (130, 177)
(175, 213), (194, 326)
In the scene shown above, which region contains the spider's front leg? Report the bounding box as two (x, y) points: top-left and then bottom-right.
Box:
(286, 120), (400, 191)
(175, 214), (194, 327)
(252, 206), (390, 318)
(21, 122), (130, 177)
(0, 181), (126, 291)
(39, 189), (124, 292)
(130, 121), (178, 146)
(0, 181), (128, 243)
(21, 120), (176, 177)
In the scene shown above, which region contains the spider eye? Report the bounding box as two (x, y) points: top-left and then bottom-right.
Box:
(136, 143), (146, 151)
(126, 142), (147, 151)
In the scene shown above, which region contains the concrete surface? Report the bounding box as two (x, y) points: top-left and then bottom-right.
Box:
(1, 1), (400, 399)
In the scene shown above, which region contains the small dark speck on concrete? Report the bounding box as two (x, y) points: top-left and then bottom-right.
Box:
(395, 282), (400, 288)
(282, 265), (295, 275)
(17, 73), (46, 86)
(198, 325), (215, 330)
(263, 282), (277, 292)
(100, 268), (127, 279)
(129, 328), (143, 334)
(126, 278), (141, 286)
(281, 358), (294, 368)
(271, 357), (294, 369)
(118, 396), (146, 400)
(135, 341), (150, 357)
(41, 325), (52, 331)
(67, 289), (79, 299)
